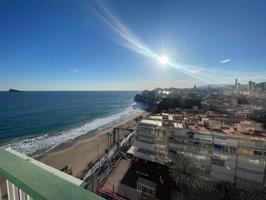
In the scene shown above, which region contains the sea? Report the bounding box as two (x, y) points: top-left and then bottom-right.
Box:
(0, 91), (144, 156)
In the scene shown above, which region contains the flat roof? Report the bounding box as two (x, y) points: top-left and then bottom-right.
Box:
(149, 115), (163, 120)
(120, 161), (171, 200)
(0, 148), (104, 200)
(140, 119), (162, 127)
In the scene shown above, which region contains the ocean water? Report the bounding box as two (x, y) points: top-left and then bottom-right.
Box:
(0, 91), (144, 156)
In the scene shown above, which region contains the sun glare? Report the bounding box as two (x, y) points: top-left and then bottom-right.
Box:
(158, 55), (169, 65)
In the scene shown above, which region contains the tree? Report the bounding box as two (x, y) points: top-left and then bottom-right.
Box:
(168, 155), (201, 199)
(215, 181), (239, 200)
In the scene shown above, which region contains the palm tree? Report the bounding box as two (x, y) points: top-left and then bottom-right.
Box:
(168, 155), (201, 199)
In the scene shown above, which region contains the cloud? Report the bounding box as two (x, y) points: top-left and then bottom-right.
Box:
(70, 68), (79, 73)
(220, 58), (231, 64)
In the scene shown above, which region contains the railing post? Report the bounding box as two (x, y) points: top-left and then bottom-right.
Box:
(19, 189), (27, 200)
(0, 178), (2, 200)
(6, 180), (14, 200)
(26, 195), (32, 200)
(12, 184), (20, 200)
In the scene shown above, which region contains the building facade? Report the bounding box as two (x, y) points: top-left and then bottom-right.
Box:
(169, 129), (266, 190)
(132, 116), (266, 191)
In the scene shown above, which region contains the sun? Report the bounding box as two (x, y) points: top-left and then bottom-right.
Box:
(158, 55), (170, 65)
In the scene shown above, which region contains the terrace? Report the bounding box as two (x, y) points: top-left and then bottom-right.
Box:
(118, 161), (172, 200)
(0, 148), (104, 200)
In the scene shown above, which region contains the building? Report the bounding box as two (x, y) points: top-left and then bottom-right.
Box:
(129, 114), (266, 191)
(97, 113), (266, 200)
(235, 78), (239, 94)
(131, 119), (169, 164)
(169, 128), (266, 190)
(113, 118), (172, 200)
(236, 120), (263, 133)
(0, 148), (104, 200)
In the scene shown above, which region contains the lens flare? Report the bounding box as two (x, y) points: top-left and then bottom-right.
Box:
(91, 0), (219, 84)
(158, 55), (170, 65)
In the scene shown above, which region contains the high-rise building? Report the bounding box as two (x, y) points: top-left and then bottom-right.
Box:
(235, 78), (239, 94)
(248, 81), (252, 91)
(235, 78), (238, 88)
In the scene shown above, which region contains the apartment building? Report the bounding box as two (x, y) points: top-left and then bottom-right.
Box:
(131, 119), (169, 164)
(131, 114), (266, 191)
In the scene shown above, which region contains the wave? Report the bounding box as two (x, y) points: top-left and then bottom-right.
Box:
(5, 102), (145, 156)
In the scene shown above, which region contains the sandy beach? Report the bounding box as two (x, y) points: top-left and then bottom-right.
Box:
(37, 112), (147, 177)
(0, 112), (147, 198)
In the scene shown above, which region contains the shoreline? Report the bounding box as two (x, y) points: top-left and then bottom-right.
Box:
(37, 111), (147, 177)
(1, 102), (147, 156)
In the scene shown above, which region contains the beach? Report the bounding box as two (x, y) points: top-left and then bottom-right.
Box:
(37, 112), (147, 177)
(0, 110), (147, 198)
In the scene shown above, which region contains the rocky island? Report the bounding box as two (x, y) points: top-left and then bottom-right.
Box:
(8, 89), (23, 92)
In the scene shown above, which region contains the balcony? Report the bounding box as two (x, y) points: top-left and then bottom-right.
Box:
(0, 148), (104, 200)
(133, 148), (166, 164)
(134, 140), (167, 154)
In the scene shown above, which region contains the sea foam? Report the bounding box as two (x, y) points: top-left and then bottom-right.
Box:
(5, 103), (145, 156)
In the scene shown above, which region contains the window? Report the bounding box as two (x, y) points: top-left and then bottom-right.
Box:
(212, 157), (225, 166)
(221, 146), (229, 153)
(203, 143), (212, 149)
(229, 147), (236, 153)
(169, 149), (176, 154)
(213, 144), (236, 154)
(194, 141), (200, 145)
(213, 144), (222, 150)
(254, 150), (263, 156)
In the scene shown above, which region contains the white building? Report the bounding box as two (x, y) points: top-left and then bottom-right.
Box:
(130, 115), (266, 191)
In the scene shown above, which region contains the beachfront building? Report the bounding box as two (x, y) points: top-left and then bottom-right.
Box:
(113, 118), (171, 200)
(0, 148), (104, 200)
(169, 128), (266, 190)
(129, 114), (266, 191)
(131, 118), (169, 164)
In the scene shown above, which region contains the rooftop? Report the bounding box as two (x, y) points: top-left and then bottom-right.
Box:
(149, 115), (163, 120)
(140, 119), (162, 127)
(120, 161), (171, 200)
(145, 112), (266, 141)
(188, 124), (266, 141)
(0, 148), (104, 200)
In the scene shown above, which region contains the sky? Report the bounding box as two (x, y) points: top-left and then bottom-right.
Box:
(0, 0), (266, 91)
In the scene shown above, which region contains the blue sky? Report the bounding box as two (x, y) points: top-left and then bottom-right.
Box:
(0, 0), (266, 90)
